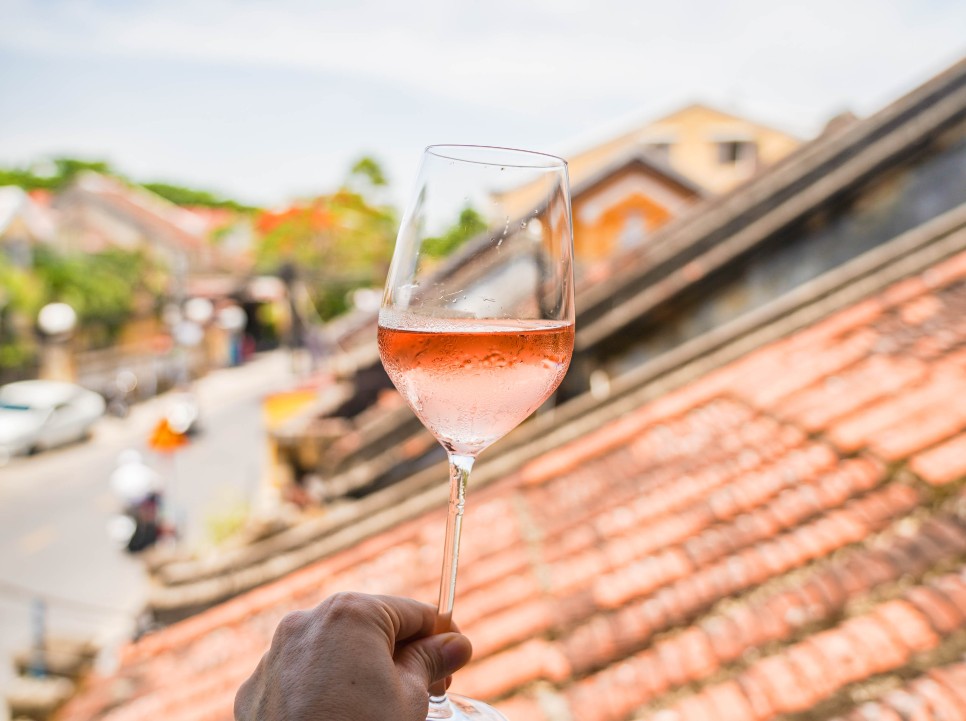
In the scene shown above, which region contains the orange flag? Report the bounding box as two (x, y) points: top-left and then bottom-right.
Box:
(148, 418), (189, 453)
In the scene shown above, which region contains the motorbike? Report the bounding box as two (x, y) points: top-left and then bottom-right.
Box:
(106, 494), (167, 553)
(105, 450), (171, 553)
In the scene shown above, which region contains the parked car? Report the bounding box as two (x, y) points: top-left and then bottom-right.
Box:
(0, 380), (106, 462)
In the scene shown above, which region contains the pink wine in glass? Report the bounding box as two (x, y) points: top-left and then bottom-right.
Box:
(378, 145), (572, 721)
(378, 317), (574, 456)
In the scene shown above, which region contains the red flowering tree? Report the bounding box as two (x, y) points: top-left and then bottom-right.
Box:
(254, 158), (397, 320)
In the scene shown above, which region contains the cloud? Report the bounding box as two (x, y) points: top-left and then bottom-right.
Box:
(3, 0), (963, 134)
(0, 0), (962, 202)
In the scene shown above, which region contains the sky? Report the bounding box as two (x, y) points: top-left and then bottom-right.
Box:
(0, 0), (964, 208)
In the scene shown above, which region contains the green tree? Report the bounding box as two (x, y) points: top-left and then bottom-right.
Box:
(349, 156), (388, 187)
(140, 182), (258, 212)
(0, 156), (256, 212)
(0, 157), (117, 192)
(52, 158), (113, 181)
(422, 206), (488, 258)
(0, 247), (164, 373)
(32, 247), (162, 348)
(0, 256), (44, 370)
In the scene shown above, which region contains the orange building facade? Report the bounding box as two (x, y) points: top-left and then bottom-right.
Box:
(565, 103), (801, 195)
(497, 103), (801, 265)
(569, 154), (702, 262)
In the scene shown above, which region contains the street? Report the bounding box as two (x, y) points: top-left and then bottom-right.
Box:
(0, 351), (294, 719)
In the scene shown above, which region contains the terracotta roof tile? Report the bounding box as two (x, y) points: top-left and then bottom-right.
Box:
(827, 369), (966, 453)
(776, 354), (930, 433)
(659, 570), (966, 720)
(700, 681), (758, 721)
(456, 639), (568, 700)
(466, 599), (556, 658)
(736, 673), (776, 721)
(832, 661), (966, 720)
(739, 328), (881, 410)
(866, 386), (966, 462)
(928, 665), (966, 705)
(842, 615), (911, 673)
(905, 586), (965, 634)
(669, 693), (717, 720)
(871, 599), (941, 654)
(909, 433), (966, 485)
(491, 695), (547, 721)
(59, 223), (966, 720)
(701, 614), (744, 663)
(912, 677), (966, 719)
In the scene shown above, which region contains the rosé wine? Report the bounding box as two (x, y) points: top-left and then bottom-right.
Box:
(378, 317), (574, 456)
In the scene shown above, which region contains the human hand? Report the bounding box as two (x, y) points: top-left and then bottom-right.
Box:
(234, 592), (473, 721)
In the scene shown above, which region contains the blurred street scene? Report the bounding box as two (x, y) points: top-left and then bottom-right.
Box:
(0, 351), (291, 717)
(2, 2), (966, 720)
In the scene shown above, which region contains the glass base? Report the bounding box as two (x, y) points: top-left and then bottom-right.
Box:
(428, 694), (509, 721)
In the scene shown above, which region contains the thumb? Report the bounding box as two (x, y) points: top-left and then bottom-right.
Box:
(396, 632), (473, 686)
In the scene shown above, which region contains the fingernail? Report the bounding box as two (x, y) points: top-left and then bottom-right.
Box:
(441, 634), (472, 672)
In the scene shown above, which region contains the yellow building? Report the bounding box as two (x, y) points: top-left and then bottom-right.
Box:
(496, 104), (801, 265)
(567, 103), (802, 195)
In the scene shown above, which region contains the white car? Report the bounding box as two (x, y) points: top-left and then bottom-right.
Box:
(0, 380), (106, 462)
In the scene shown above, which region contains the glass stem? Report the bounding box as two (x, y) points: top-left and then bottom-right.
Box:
(428, 452), (474, 711)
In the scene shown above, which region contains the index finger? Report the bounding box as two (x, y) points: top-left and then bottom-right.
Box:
(373, 595), (438, 643)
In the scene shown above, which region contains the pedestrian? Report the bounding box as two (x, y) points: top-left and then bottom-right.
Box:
(234, 592), (472, 721)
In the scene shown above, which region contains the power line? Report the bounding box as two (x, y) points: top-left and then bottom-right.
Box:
(0, 578), (138, 619)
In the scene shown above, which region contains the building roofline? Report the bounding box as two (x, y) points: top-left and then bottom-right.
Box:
(570, 149), (708, 199)
(554, 99), (805, 163)
(575, 56), (966, 350)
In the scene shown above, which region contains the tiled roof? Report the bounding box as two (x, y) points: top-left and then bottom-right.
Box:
(70, 173), (209, 249)
(280, 57), (966, 526)
(59, 238), (966, 720)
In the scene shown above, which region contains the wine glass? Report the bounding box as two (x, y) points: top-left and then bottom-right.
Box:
(378, 145), (575, 721)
